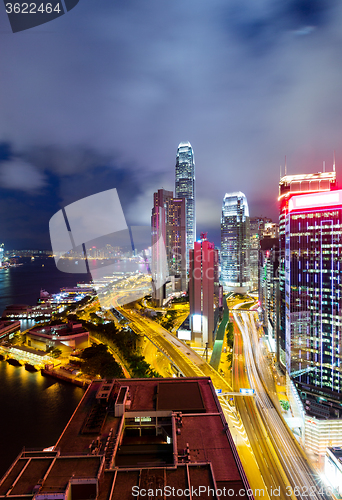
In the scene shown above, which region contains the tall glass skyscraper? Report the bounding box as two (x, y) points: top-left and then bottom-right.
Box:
(175, 142), (196, 266)
(278, 171), (337, 364)
(221, 192), (250, 292)
(279, 171), (342, 398)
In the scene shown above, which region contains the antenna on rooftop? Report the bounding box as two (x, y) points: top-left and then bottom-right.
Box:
(333, 150), (336, 172)
(323, 161), (325, 173)
(285, 155), (287, 176)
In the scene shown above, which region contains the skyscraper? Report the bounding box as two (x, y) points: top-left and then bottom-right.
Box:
(278, 171), (337, 365)
(249, 217), (269, 291)
(151, 189), (172, 305)
(175, 142), (196, 266)
(189, 234), (221, 348)
(221, 192), (250, 292)
(151, 189), (186, 305)
(259, 237), (279, 355)
(168, 197), (186, 290)
(278, 170), (342, 454)
(279, 173), (341, 396)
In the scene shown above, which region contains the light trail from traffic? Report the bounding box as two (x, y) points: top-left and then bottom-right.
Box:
(232, 311), (294, 500)
(234, 310), (331, 500)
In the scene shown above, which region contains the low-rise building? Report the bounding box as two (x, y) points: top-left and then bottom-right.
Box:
(0, 320), (20, 340)
(26, 321), (89, 353)
(2, 303), (53, 320)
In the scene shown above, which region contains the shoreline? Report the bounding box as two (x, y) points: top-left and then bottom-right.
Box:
(41, 367), (91, 387)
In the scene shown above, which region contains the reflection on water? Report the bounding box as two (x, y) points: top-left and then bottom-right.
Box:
(0, 258), (152, 479)
(0, 259), (87, 479)
(0, 258), (92, 316)
(0, 361), (84, 479)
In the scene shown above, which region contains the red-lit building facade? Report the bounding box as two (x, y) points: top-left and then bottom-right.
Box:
(189, 235), (222, 348)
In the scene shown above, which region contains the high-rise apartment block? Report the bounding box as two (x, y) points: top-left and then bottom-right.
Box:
(221, 192), (250, 292)
(151, 189), (186, 305)
(175, 142), (196, 267)
(250, 218), (279, 292)
(259, 237), (279, 355)
(189, 234), (221, 348)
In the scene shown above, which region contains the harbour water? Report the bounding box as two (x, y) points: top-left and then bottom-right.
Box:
(0, 362), (85, 478)
(0, 258), (90, 478)
(0, 256), (151, 477)
(0, 257), (92, 316)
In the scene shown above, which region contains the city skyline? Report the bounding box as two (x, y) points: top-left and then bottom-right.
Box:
(1, 2), (342, 248)
(2, 0), (342, 488)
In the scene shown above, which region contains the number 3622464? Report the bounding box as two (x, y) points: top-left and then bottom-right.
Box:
(5, 3), (62, 14)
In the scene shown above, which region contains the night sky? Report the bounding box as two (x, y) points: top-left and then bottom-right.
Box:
(0, 0), (342, 249)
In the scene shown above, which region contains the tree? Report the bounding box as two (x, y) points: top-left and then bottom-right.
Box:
(50, 348), (62, 358)
(280, 400), (290, 411)
(89, 312), (103, 324)
(226, 322), (234, 348)
(8, 333), (23, 346)
(67, 314), (79, 322)
(80, 343), (124, 379)
(226, 353), (233, 366)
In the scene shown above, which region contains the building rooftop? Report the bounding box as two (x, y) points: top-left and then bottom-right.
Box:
(0, 377), (251, 500)
(278, 171), (336, 200)
(0, 320), (20, 334)
(28, 321), (88, 339)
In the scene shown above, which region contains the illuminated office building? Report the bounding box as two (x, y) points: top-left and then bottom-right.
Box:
(168, 197), (186, 289)
(249, 217), (273, 291)
(151, 189), (186, 305)
(221, 192), (250, 292)
(259, 237), (279, 355)
(279, 171), (342, 411)
(278, 171), (337, 365)
(189, 234), (221, 348)
(175, 142), (196, 267)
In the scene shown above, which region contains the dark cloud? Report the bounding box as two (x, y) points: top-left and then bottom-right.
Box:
(0, 0), (342, 248)
(0, 143), (164, 247)
(286, 0), (337, 28)
(0, 158), (47, 191)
